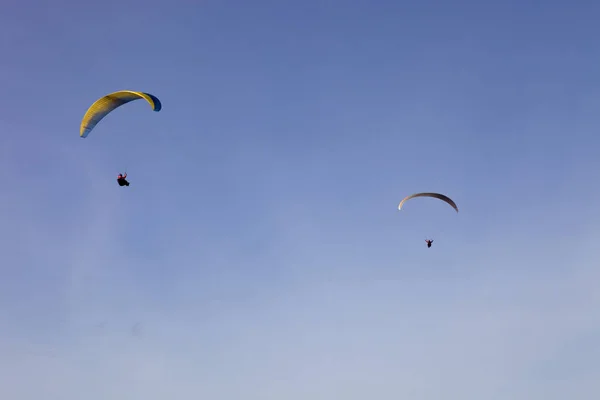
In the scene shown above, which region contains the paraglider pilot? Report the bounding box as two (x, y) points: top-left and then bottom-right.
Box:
(425, 239), (433, 248)
(117, 173), (130, 187)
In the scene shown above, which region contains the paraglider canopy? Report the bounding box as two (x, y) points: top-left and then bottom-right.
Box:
(398, 192), (458, 213)
(80, 90), (161, 138)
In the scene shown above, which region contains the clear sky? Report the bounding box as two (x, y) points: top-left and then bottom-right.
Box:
(1, 0), (600, 398)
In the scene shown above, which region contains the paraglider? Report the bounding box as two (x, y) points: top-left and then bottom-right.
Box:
(117, 173), (129, 187)
(398, 192), (458, 248)
(79, 90), (161, 187)
(79, 90), (161, 138)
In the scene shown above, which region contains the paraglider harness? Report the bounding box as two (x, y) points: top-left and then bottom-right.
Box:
(117, 173), (130, 187)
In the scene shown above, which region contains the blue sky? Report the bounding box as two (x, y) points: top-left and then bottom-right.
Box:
(1, 0), (600, 398)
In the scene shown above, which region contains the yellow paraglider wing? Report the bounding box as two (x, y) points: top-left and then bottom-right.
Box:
(398, 192), (459, 212)
(80, 90), (161, 138)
